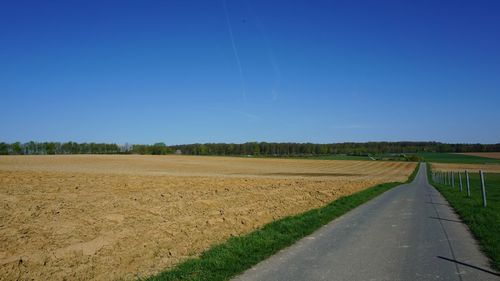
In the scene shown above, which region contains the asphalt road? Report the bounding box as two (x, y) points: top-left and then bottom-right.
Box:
(233, 163), (500, 281)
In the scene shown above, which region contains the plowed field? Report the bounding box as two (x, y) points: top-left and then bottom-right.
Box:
(0, 155), (415, 280)
(431, 162), (500, 173)
(456, 152), (500, 160)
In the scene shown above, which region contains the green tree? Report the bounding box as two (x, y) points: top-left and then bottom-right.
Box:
(12, 142), (22, 154)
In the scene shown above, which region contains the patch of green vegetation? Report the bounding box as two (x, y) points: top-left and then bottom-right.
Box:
(427, 163), (500, 270)
(416, 152), (500, 164)
(145, 165), (420, 281)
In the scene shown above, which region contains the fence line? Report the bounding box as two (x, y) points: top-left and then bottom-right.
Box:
(431, 168), (488, 208)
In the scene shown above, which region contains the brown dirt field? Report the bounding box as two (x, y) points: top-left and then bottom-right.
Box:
(431, 162), (500, 173)
(0, 155), (415, 280)
(456, 152), (500, 160)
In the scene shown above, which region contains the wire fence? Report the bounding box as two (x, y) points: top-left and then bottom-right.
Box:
(431, 169), (488, 207)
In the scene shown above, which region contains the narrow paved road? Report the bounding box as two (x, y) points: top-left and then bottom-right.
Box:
(234, 163), (500, 281)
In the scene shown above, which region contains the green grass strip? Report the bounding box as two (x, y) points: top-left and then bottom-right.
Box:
(426, 163), (500, 270)
(145, 164), (420, 281)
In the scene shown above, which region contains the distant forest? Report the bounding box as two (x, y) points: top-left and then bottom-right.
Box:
(1, 141), (499, 156)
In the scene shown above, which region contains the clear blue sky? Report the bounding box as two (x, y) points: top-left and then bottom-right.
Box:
(1, 0), (499, 144)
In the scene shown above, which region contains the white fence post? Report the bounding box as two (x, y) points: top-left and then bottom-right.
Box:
(458, 172), (463, 192)
(466, 170), (471, 197)
(480, 170), (487, 207)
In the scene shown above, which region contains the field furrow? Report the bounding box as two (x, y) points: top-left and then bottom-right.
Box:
(0, 155), (415, 280)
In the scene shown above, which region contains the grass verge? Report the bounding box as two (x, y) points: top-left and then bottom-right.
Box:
(145, 164), (420, 281)
(427, 163), (500, 270)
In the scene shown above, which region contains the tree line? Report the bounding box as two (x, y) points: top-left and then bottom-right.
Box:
(0, 142), (172, 155)
(168, 142), (500, 156)
(0, 142), (122, 155)
(1, 141), (499, 156)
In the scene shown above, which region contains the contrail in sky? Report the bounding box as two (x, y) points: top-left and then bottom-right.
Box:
(223, 0), (247, 103)
(245, 1), (281, 102)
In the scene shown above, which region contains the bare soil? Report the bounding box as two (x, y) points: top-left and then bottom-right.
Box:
(431, 162), (500, 173)
(456, 152), (500, 160)
(0, 155), (415, 280)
